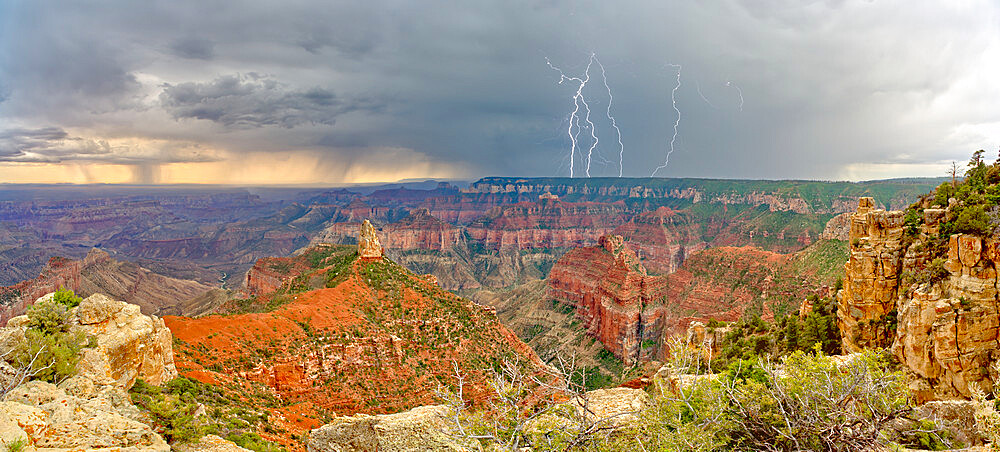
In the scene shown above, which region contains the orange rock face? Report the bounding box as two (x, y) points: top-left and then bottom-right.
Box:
(839, 197), (1000, 401)
(837, 197), (906, 352)
(548, 236), (668, 364)
(551, 233), (842, 365)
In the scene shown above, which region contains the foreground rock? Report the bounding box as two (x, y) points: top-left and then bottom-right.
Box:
(1, 378), (168, 451)
(307, 387), (651, 452)
(528, 387), (652, 436)
(173, 435), (253, 452)
(0, 293), (178, 450)
(308, 405), (466, 452)
(839, 197), (1000, 401)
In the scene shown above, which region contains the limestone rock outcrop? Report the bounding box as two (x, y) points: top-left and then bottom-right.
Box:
(839, 197), (1000, 401)
(838, 197), (905, 352)
(0, 294), (178, 450)
(358, 220), (383, 259)
(3, 293), (177, 391)
(73, 294), (178, 388)
(307, 405), (466, 452)
(0, 378), (169, 451)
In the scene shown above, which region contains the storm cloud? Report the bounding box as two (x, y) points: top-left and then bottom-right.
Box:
(0, 0), (997, 183)
(0, 127), (217, 165)
(159, 73), (383, 129)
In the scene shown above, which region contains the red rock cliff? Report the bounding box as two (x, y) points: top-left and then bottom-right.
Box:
(548, 235), (668, 364)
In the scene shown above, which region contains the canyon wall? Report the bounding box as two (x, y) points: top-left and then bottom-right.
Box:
(0, 249), (217, 324)
(839, 197), (1000, 401)
(548, 236), (668, 364)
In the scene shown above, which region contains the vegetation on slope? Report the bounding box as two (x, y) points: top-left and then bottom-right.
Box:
(444, 346), (955, 451)
(130, 377), (284, 451)
(165, 246), (542, 447)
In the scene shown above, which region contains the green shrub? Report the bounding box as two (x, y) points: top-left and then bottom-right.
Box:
(955, 205), (990, 236)
(928, 258), (950, 284)
(2, 438), (27, 452)
(130, 378), (206, 443)
(226, 432), (284, 452)
(25, 300), (68, 336)
(52, 287), (82, 308)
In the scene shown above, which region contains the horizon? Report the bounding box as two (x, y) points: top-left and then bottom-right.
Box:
(0, 174), (953, 189)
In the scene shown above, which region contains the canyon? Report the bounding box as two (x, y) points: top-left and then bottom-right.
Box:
(0, 248), (224, 325)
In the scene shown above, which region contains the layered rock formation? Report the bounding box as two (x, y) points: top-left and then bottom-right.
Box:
(612, 207), (706, 274)
(310, 209), (464, 253)
(465, 199), (626, 250)
(838, 197), (906, 352)
(839, 197), (1000, 401)
(0, 249), (220, 324)
(548, 235), (668, 364)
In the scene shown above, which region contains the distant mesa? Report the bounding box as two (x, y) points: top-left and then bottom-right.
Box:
(358, 219), (383, 259)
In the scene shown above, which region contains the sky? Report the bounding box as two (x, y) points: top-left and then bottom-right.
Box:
(0, 0), (998, 185)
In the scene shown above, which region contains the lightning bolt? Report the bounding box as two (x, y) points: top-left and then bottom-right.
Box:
(695, 80), (717, 109)
(726, 80), (744, 112)
(546, 55), (597, 178)
(652, 64), (682, 177)
(594, 56), (625, 177)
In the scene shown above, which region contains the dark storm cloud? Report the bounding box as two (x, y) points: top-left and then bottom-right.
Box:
(159, 73), (384, 129)
(0, 0), (998, 182)
(169, 38), (215, 60)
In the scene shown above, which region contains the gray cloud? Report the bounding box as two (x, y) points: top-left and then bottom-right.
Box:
(0, 127), (216, 165)
(0, 0), (997, 182)
(159, 73), (383, 129)
(169, 37), (214, 60)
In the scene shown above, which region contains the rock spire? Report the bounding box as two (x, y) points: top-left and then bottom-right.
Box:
(358, 220), (383, 259)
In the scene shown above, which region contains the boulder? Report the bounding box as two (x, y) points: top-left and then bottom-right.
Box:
(527, 387), (652, 437)
(308, 404), (465, 452)
(0, 294), (177, 451)
(171, 435), (252, 452)
(71, 293), (177, 389)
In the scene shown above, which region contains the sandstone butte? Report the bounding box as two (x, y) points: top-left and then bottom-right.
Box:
(839, 197), (1000, 402)
(163, 221), (543, 444)
(550, 233), (845, 366)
